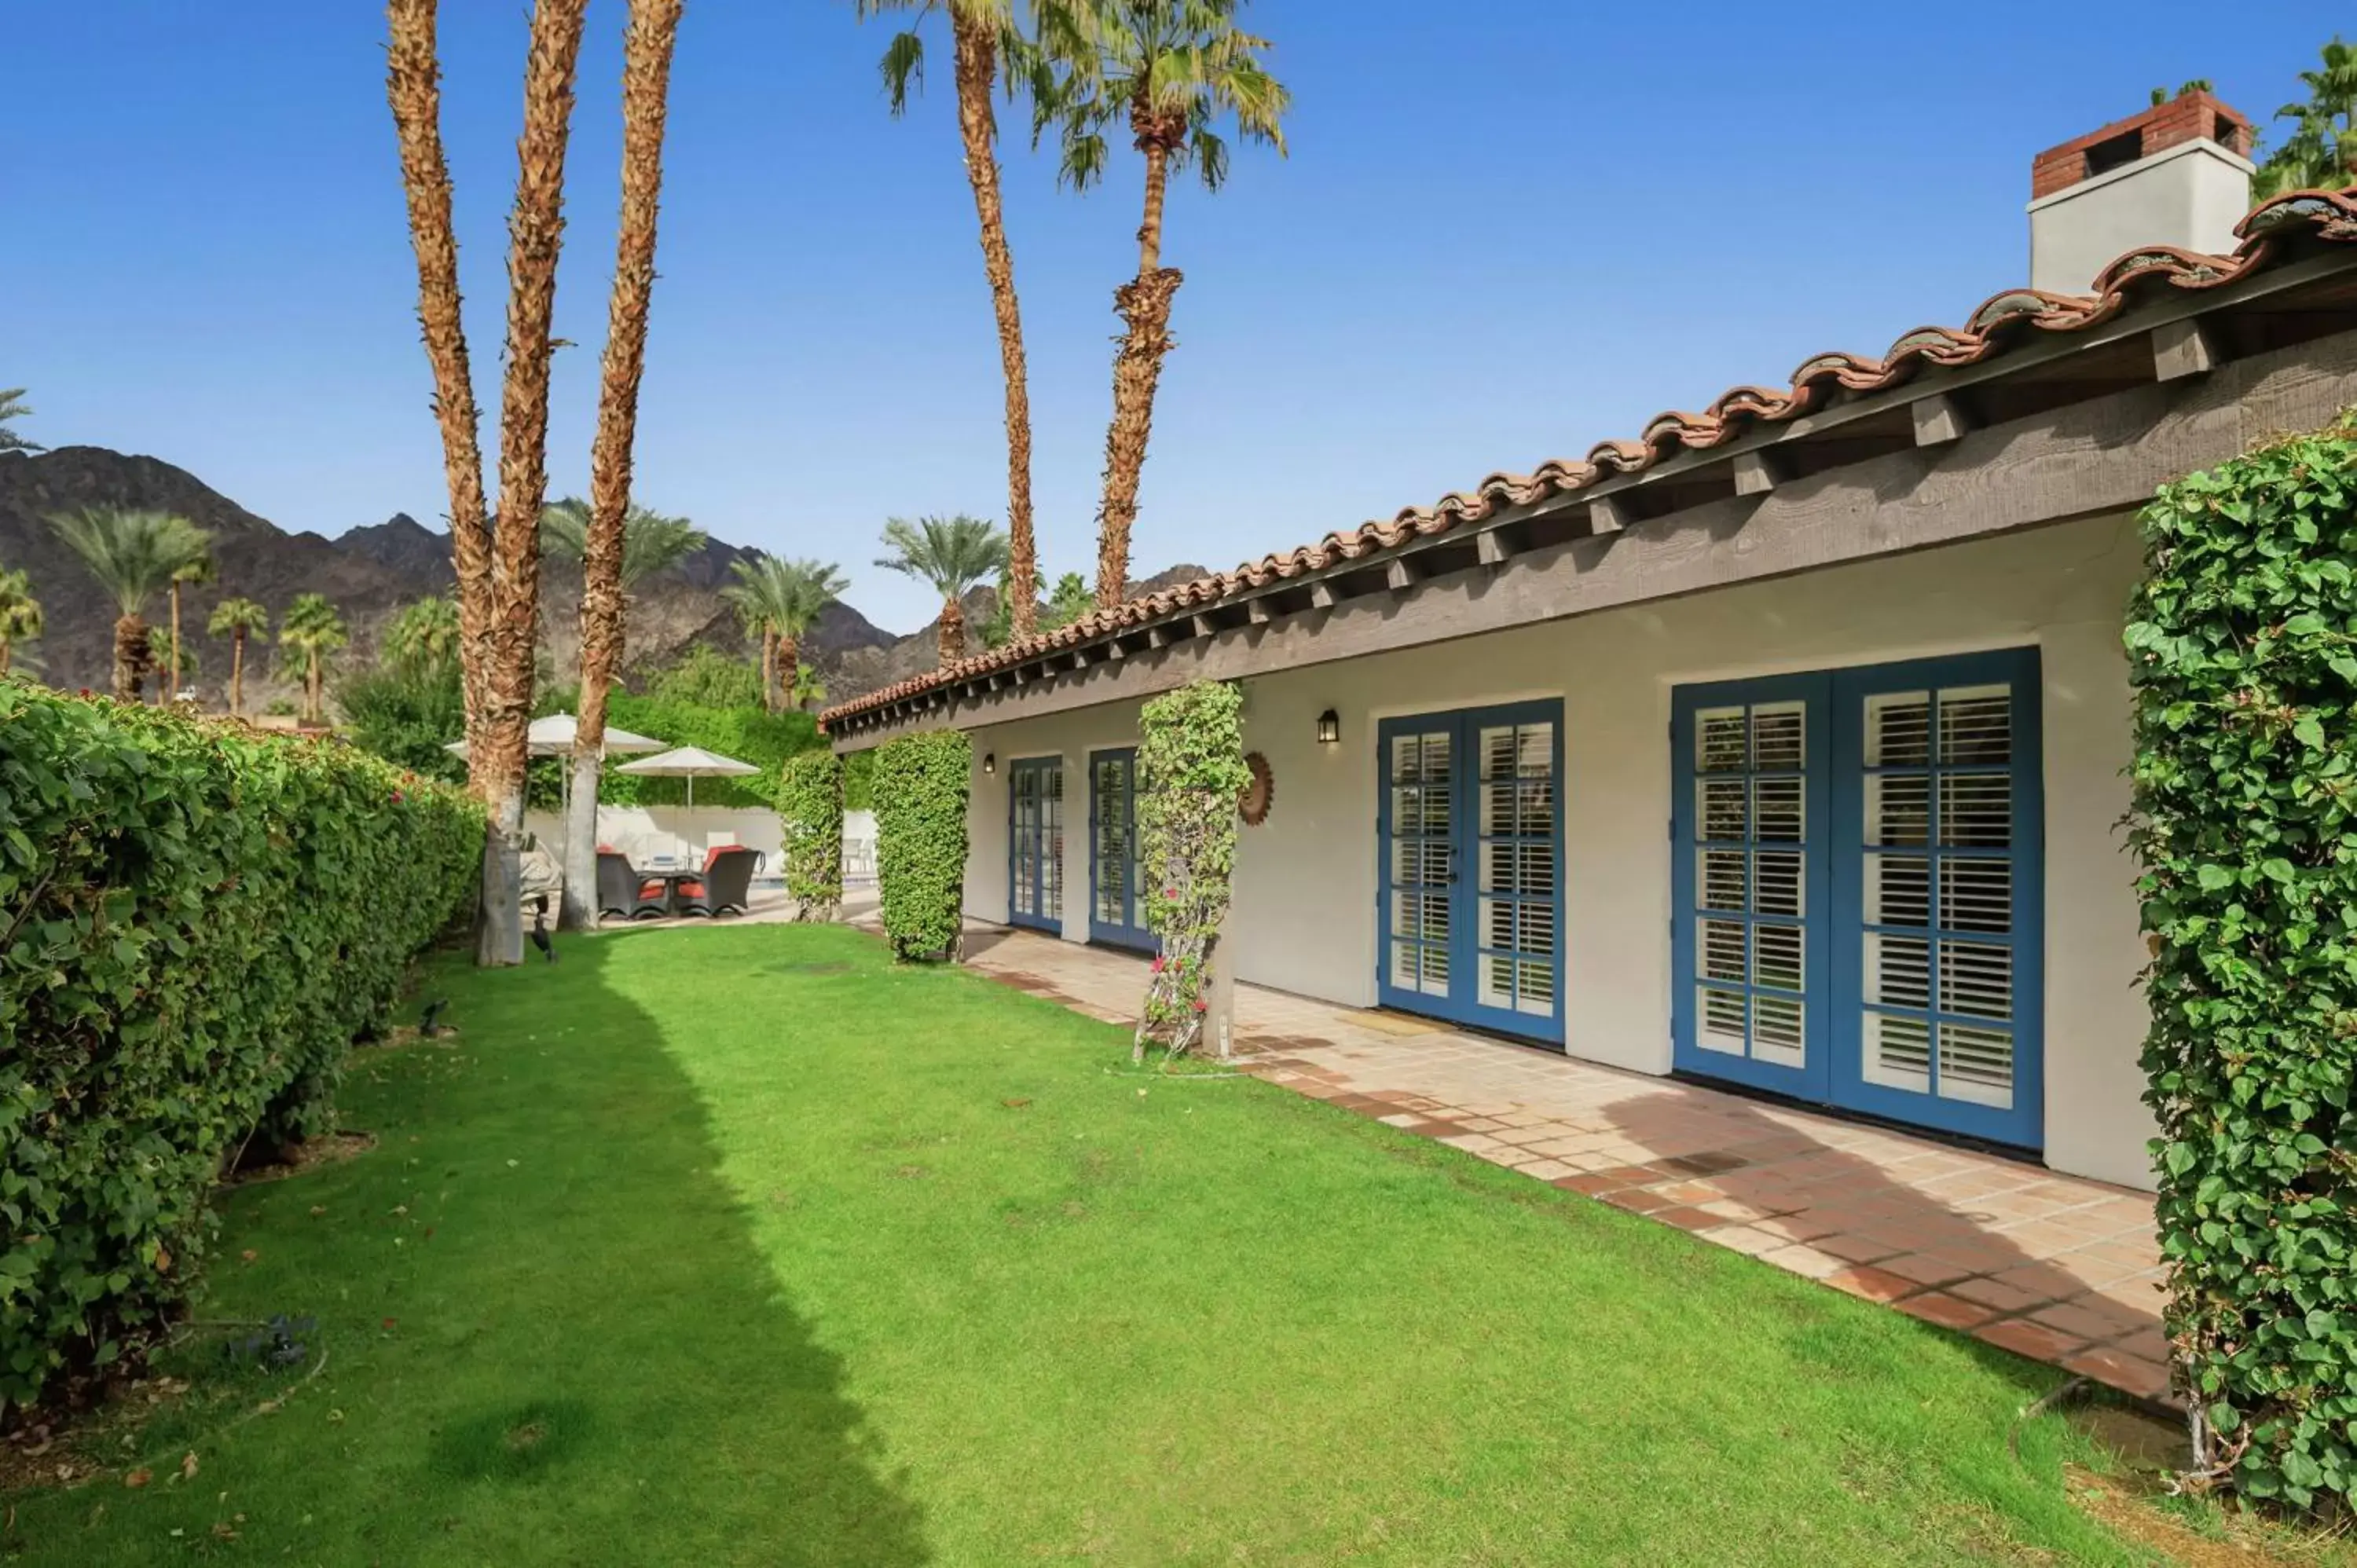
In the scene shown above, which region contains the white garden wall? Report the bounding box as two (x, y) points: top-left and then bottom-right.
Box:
(962, 513), (2154, 1189)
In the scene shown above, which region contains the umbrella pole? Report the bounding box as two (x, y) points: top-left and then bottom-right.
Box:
(683, 774), (694, 862)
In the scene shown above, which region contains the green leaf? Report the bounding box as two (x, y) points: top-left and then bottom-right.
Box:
(2198, 864), (2236, 892)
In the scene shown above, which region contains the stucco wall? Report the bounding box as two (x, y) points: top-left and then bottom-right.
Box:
(962, 514), (2154, 1189)
(525, 804), (783, 867)
(2027, 140), (2254, 294)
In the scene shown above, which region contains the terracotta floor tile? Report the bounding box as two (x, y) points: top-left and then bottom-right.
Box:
(1974, 1317), (2088, 1362)
(1826, 1266), (1919, 1305)
(1703, 1225), (1788, 1258)
(1758, 1244), (1846, 1280)
(1897, 1291), (1996, 1330)
(1876, 1251), (1976, 1288)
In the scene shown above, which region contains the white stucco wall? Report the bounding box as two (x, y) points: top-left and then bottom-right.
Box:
(524, 804), (783, 867)
(962, 514), (2156, 1189)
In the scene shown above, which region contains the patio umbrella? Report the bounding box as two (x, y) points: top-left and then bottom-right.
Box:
(440, 713), (665, 761)
(442, 714), (668, 862)
(614, 746), (762, 861)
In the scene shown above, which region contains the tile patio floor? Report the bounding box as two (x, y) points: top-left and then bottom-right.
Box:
(928, 920), (2174, 1405)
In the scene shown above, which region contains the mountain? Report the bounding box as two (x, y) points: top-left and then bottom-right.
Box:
(0, 446), (897, 705)
(0, 445), (1207, 713)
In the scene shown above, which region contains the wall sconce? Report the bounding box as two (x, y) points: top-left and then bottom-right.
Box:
(983, 752), (996, 775)
(1316, 709), (1340, 746)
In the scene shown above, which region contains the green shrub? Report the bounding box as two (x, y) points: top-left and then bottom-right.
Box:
(844, 748), (875, 812)
(0, 687), (482, 1414)
(872, 731), (970, 961)
(644, 645), (764, 709)
(599, 696), (822, 809)
(776, 750), (844, 919)
(339, 658), (468, 788)
(1135, 680), (1249, 1058)
(2126, 419), (2357, 1508)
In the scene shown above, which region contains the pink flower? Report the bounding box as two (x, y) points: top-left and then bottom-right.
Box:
(1149, 955), (1164, 973)
(392, 789), (405, 804)
(1164, 887), (1178, 900)
(1192, 997), (1208, 1012)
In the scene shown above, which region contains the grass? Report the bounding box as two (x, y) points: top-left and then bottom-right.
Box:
(4, 922), (2165, 1565)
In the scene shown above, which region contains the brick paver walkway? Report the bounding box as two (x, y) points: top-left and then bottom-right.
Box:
(933, 921), (2172, 1405)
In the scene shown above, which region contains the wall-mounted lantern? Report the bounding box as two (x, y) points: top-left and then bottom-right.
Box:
(983, 752), (996, 775)
(1316, 709), (1340, 746)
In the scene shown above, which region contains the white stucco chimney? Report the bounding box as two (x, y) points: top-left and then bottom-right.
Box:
(2027, 92), (2257, 295)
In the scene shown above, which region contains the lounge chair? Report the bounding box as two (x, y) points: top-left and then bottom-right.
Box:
(677, 846), (761, 918)
(596, 852), (670, 921)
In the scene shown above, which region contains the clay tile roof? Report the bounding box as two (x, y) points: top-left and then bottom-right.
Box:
(823, 189), (2357, 731)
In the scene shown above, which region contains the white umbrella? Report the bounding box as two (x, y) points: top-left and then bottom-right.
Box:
(441, 713), (665, 760)
(615, 746), (762, 862)
(442, 714), (669, 865)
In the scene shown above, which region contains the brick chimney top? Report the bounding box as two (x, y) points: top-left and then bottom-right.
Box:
(2031, 92), (2256, 200)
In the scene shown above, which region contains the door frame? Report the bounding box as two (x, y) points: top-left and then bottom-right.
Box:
(1374, 698), (1566, 1046)
(1670, 648), (2045, 1149)
(1006, 753), (1063, 935)
(1087, 746), (1154, 951)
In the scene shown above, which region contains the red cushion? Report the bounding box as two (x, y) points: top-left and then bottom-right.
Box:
(677, 879), (706, 900)
(638, 881), (665, 901)
(702, 844), (735, 870)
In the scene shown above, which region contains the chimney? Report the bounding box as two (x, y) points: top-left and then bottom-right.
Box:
(2027, 91), (2256, 294)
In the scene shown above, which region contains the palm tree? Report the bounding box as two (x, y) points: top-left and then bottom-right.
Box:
(540, 498), (706, 588)
(789, 665), (828, 713)
(207, 595), (269, 715)
(2257, 38), (2357, 198)
(720, 563), (783, 710)
(1032, 0), (1287, 606)
(46, 507), (211, 700)
(547, 0), (689, 933)
(720, 557), (849, 711)
(876, 514), (1008, 665)
(379, 595), (460, 673)
(145, 628), (200, 696)
(0, 569), (42, 676)
(167, 548), (214, 702)
(862, 0), (1042, 637)
(278, 593), (349, 725)
(0, 389), (39, 455)
(387, 0), (592, 966)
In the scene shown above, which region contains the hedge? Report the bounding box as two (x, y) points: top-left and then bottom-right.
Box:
(599, 696), (823, 809)
(775, 749), (844, 920)
(872, 730), (970, 961)
(2125, 418), (2357, 1508)
(0, 686), (482, 1414)
(1135, 680), (1249, 1060)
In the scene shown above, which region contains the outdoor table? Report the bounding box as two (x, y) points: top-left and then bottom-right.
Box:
(641, 866), (699, 914)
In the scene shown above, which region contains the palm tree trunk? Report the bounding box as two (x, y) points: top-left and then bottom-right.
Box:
(0, 639), (11, 677)
(112, 614), (145, 702)
(563, 0), (685, 935)
(951, 14), (1036, 639)
(168, 583), (183, 702)
(307, 650), (323, 724)
(387, 0), (495, 764)
(937, 596), (966, 665)
(760, 627), (777, 713)
(1094, 134), (1183, 610)
(777, 633), (800, 713)
(229, 630), (245, 716)
(480, 0), (590, 966)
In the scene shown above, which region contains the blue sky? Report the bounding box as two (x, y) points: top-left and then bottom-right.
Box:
(9, 2), (2333, 632)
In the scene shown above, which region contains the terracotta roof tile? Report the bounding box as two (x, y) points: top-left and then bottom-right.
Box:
(824, 189), (2357, 730)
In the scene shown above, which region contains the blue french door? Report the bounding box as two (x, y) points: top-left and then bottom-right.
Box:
(1672, 649), (2044, 1149)
(1376, 700), (1563, 1046)
(1088, 747), (1153, 950)
(1007, 756), (1064, 933)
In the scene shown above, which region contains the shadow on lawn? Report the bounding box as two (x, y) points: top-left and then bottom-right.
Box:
(1599, 1088), (2168, 1401)
(402, 934), (934, 1566)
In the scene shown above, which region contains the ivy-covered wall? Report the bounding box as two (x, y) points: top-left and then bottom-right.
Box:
(599, 697), (823, 809)
(2127, 419), (2357, 1508)
(873, 730), (971, 960)
(1, 687), (482, 1413)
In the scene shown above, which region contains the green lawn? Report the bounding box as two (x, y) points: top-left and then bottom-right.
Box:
(5, 923), (2150, 1565)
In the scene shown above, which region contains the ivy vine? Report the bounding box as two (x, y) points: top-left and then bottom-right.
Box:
(775, 749), (844, 921)
(1134, 680), (1250, 1061)
(2126, 416), (2357, 1508)
(873, 730), (971, 962)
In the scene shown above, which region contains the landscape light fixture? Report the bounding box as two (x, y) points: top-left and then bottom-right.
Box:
(1316, 709), (1340, 746)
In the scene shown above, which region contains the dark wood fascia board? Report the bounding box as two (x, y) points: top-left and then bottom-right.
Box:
(826, 322), (2357, 750)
